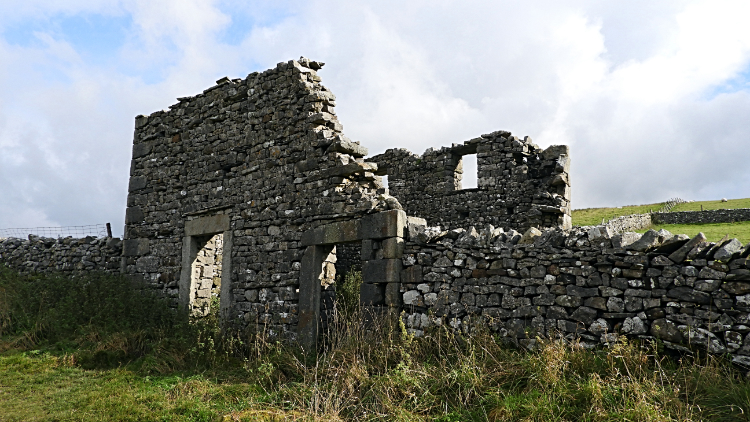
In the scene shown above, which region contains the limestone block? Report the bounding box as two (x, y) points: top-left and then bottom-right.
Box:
(612, 232), (642, 249)
(667, 287), (711, 304)
(406, 216), (427, 241)
(322, 220), (360, 244)
(363, 259), (401, 283)
(715, 238), (743, 262)
(381, 237), (404, 259)
(361, 239), (375, 260)
(327, 136), (368, 157)
(622, 317), (648, 335)
(128, 176), (147, 192)
(401, 265), (423, 284)
(132, 142), (152, 159)
(627, 229), (662, 252)
(668, 232), (707, 263)
(185, 214), (230, 236)
(123, 238), (149, 256)
(125, 207), (145, 224)
(360, 210), (407, 239)
(722, 282), (750, 295)
(517, 227), (542, 245)
(403, 290), (422, 306)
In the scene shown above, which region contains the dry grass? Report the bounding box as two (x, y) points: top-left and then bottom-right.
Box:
(3, 267), (750, 420)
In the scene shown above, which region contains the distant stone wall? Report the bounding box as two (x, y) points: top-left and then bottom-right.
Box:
(0, 236), (122, 276)
(398, 223), (750, 363)
(369, 135), (572, 233)
(603, 213), (652, 233)
(652, 208), (750, 225)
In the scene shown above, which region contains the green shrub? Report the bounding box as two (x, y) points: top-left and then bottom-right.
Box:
(337, 268), (363, 317)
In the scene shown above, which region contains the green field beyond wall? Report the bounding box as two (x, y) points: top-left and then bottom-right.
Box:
(573, 198), (750, 243)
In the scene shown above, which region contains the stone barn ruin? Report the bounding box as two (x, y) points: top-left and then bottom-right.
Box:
(121, 57), (571, 346)
(3, 58), (750, 362)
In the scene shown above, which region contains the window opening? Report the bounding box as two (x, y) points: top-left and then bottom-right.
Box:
(461, 154), (478, 189)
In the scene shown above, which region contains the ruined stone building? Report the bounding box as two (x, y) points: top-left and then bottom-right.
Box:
(120, 57), (572, 345)
(2, 58), (750, 362)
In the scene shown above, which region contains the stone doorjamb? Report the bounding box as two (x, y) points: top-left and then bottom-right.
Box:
(179, 214), (233, 319)
(297, 210), (412, 349)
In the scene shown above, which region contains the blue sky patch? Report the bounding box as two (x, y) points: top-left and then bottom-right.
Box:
(216, 5), (294, 46)
(2, 13), (132, 65)
(705, 64), (750, 99)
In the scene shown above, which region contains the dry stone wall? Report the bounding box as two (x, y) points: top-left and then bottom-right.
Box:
(653, 209), (750, 225)
(369, 135), (572, 232)
(603, 213), (652, 234)
(0, 235), (122, 275)
(397, 223), (750, 363)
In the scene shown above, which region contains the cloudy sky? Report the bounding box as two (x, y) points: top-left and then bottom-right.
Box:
(1, 0), (749, 236)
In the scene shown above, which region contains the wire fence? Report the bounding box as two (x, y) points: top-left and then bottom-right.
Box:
(0, 223), (112, 240)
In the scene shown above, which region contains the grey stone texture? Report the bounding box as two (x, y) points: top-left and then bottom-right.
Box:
(0, 235), (122, 275)
(368, 135), (572, 233)
(400, 226), (750, 356)
(653, 208), (750, 225)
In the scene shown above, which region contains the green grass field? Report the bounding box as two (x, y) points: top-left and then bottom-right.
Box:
(2, 268), (750, 421)
(637, 222), (750, 243)
(572, 203), (663, 227)
(573, 198), (750, 243)
(671, 198), (750, 212)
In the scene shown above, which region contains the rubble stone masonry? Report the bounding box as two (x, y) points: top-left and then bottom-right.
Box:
(369, 136), (572, 232)
(1, 58), (749, 361)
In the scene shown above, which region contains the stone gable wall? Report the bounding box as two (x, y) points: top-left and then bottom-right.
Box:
(123, 58), (396, 340)
(368, 135), (572, 232)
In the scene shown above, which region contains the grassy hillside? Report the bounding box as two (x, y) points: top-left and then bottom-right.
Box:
(572, 203), (662, 227)
(671, 198), (750, 212)
(573, 198), (750, 243)
(2, 268), (750, 421)
(637, 222), (750, 243)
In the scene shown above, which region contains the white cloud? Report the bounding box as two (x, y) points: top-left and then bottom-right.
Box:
(1, 0), (750, 235)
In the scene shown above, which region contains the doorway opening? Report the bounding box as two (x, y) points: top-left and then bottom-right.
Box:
(179, 214), (232, 321)
(320, 242), (363, 333)
(190, 233), (223, 317)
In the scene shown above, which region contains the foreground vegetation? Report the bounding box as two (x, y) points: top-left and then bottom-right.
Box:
(573, 198), (750, 243)
(3, 268), (750, 421)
